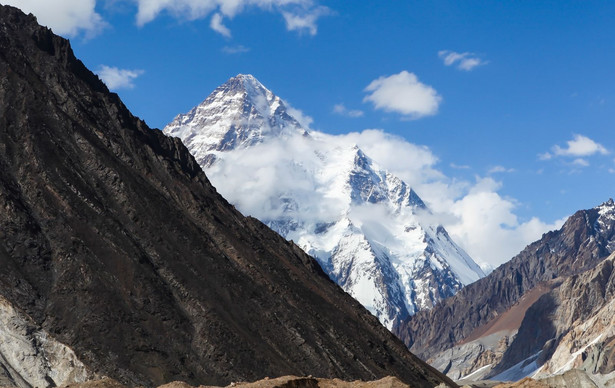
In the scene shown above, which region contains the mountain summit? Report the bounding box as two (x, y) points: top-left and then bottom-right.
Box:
(165, 74), (307, 167)
(0, 6), (453, 387)
(164, 74), (485, 330)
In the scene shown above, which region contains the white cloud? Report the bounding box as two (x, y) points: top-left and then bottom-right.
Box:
(210, 12), (231, 37)
(222, 45), (250, 54)
(363, 71), (442, 119)
(281, 5), (329, 36)
(442, 178), (566, 265)
(333, 103), (364, 118)
(96, 65), (144, 90)
(438, 50), (487, 71)
(552, 134), (608, 157)
(4, 0), (106, 37)
(571, 158), (589, 167)
(131, 0), (329, 36)
(7, 1), (329, 38)
(540, 134), (609, 167)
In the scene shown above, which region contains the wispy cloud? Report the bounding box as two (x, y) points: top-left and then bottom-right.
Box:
(222, 45), (250, 54)
(488, 165), (515, 174)
(333, 103), (364, 118)
(438, 50), (487, 71)
(450, 163), (470, 170)
(363, 71), (442, 119)
(281, 5), (330, 36)
(284, 101), (314, 129)
(96, 65), (144, 90)
(132, 0), (330, 37)
(540, 134), (609, 166)
(571, 158), (590, 167)
(210, 13), (231, 37)
(4, 0), (106, 38)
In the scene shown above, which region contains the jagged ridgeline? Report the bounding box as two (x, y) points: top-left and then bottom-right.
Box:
(0, 5), (454, 388)
(396, 199), (615, 384)
(163, 74), (485, 331)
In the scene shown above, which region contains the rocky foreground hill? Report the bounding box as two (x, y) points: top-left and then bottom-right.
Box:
(0, 5), (453, 388)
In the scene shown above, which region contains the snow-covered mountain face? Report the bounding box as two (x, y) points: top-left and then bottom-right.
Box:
(165, 74), (307, 168)
(164, 74), (485, 330)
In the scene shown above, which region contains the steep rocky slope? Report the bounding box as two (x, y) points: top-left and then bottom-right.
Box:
(395, 200), (615, 380)
(0, 5), (453, 388)
(164, 74), (484, 330)
(492, 252), (615, 381)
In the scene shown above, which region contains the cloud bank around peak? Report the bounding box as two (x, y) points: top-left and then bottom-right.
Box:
(206, 125), (564, 268)
(342, 132), (565, 266)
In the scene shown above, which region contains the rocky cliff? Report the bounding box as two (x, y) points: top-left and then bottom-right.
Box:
(395, 200), (615, 381)
(494, 252), (615, 380)
(0, 5), (453, 388)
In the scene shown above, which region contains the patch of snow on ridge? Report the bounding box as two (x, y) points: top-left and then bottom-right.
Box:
(491, 351), (542, 382)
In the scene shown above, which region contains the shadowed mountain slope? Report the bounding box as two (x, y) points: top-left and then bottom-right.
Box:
(0, 5), (453, 388)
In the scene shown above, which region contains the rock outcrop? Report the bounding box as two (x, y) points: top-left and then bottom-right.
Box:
(0, 295), (91, 387)
(0, 5), (453, 388)
(494, 253), (615, 380)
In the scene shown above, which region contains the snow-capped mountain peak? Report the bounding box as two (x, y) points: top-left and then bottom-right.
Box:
(164, 73), (307, 167)
(163, 74), (485, 330)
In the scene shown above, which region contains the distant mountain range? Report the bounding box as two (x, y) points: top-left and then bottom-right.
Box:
(396, 199), (615, 385)
(163, 74), (485, 330)
(0, 5), (452, 388)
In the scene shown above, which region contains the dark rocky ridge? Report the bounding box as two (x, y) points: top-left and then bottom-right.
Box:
(396, 201), (615, 360)
(0, 5), (453, 388)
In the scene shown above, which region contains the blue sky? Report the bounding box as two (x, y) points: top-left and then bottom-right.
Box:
(6, 0), (615, 266)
